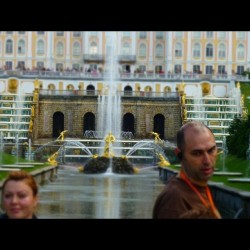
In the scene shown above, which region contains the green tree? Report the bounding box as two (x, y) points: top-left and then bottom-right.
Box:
(227, 115), (250, 158)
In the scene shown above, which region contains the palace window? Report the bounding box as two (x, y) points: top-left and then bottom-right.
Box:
(218, 43), (226, 58)
(156, 44), (163, 58)
(73, 42), (81, 56)
(237, 44), (245, 59)
(193, 43), (201, 57)
(5, 39), (13, 54)
(18, 39), (25, 54)
(206, 43), (213, 57)
(175, 42), (182, 57)
(56, 42), (64, 56)
(37, 40), (45, 55)
(139, 44), (146, 58)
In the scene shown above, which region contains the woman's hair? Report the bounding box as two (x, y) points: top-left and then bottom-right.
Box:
(2, 171), (38, 196)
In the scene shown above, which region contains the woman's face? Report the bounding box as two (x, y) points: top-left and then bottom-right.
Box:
(2, 180), (38, 219)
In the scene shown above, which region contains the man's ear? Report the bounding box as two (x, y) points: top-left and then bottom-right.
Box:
(174, 148), (182, 160)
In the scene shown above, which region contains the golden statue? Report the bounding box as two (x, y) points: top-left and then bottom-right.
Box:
(34, 79), (40, 89)
(33, 89), (39, 102)
(151, 131), (162, 143)
(47, 151), (58, 166)
(182, 107), (187, 123)
(102, 132), (116, 158)
(78, 166), (84, 172)
(105, 132), (116, 143)
(181, 94), (186, 105)
(31, 105), (35, 117)
(157, 153), (170, 168)
(29, 119), (33, 132)
(56, 130), (68, 141)
(133, 167), (140, 174)
(241, 94), (245, 106)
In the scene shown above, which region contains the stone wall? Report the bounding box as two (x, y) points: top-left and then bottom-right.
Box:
(34, 95), (181, 141)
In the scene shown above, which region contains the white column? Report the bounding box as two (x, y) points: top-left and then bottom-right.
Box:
(66, 32), (70, 68)
(116, 31), (121, 54)
(228, 31), (232, 75)
(247, 32), (250, 70)
(149, 31), (153, 71)
(27, 32), (32, 69)
(131, 32), (136, 73)
(186, 31), (192, 72)
(166, 31), (173, 72)
(131, 32), (136, 54)
(99, 31), (103, 53)
(84, 32), (88, 54)
(46, 32), (53, 69)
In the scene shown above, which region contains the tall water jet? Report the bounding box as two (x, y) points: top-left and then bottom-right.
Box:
(97, 32), (121, 156)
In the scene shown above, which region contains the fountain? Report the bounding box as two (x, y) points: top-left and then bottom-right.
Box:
(31, 32), (171, 174)
(76, 32), (170, 174)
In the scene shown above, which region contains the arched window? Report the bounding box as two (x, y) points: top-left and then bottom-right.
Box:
(237, 44), (245, 59)
(193, 43), (201, 57)
(73, 42), (81, 56)
(37, 40), (44, 55)
(48, 84), (55, 90)
(124, 85), (132, 96)
(67, 84), (74, 90)
(175, 42), (182, 57)
(218, 43), (226, 59)
(153, 114), (165, 139)
(122, 43), (130, 55)
(6, 39), (13, 54)
(139, 43), (146, 57)
(86, 85), (95, 95)
(90, 42), (98, 54)
(156, 44), (163, 57)
(56, 42), (64, 56)
(206, 43), (213, 57)
(18, 39), (25, 54)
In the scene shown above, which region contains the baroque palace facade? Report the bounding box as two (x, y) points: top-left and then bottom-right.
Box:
(0, 31), (250, 75)
(0, 31), (249, 144)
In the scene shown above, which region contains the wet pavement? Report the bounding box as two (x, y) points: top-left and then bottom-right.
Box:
(37, 166), (165, 219)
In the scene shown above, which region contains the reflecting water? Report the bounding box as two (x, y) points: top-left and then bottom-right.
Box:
(37, 167), (164, 218)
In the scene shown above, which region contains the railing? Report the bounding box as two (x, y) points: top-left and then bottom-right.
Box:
(0, 70), (249, 81)
(39, 89), (179, 99)
(83, 54), (104, 62)
(117, 55), (136, 62)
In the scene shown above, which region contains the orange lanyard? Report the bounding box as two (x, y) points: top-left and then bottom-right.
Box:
(180, 171), (219, 218)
